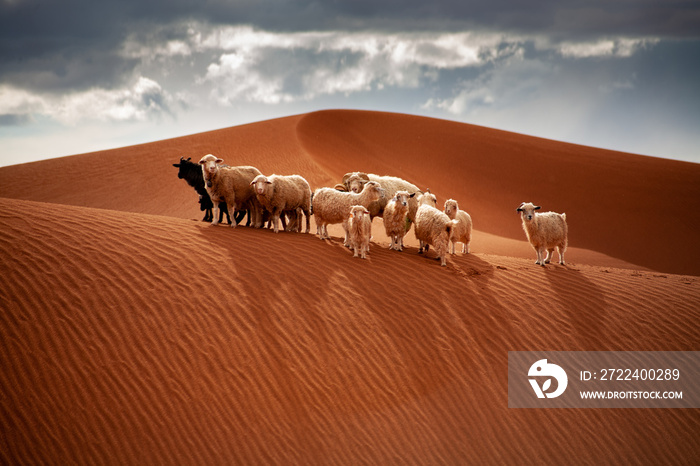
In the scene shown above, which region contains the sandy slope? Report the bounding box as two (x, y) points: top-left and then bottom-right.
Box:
(1, 110), (699, 464)
(1, 110), (699, 274)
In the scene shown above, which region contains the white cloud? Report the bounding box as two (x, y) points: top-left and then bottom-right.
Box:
(557, 37), (658, 58)
(0, 77), (177, 125)
(197, 26), (517, 105)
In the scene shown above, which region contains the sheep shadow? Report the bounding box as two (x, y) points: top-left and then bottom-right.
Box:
(544, 265), (608, 345)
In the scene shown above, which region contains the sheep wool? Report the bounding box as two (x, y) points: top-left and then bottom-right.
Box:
(341, 172), (420, 225)
(251, 174), (312, 234)
(198, 154), (263, 228)
(348, 205), (372, 259)
(414, 200), (457, 267)
(312, 181), (384, 244)
(517, 202), (568, 266)
(383, 191), (415, 251)
(444, 199), (472, 254)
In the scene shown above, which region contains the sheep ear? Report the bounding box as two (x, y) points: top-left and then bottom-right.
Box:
(359, 173), (370, 182)
(341, 173), (353, 185)
(516, 202), (524, 212)
(198, 159), (205, 165)
(172, 163), (180, 167)
(216, 158), (224, 164)
(266, 180), (272, 184)
(535, 206), (541, 210)
(250, 180), (255, 186)
(409, 192), (416, 198)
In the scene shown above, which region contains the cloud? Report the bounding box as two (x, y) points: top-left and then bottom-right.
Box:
(198, 26), (522, 105)
(0, 77), (179, 126)
(556, 37), (658, 58)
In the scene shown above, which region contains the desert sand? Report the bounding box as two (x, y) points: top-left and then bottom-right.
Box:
(1, 110), (699, 464)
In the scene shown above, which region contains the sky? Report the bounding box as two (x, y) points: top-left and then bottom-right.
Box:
(1, 1), (699, 167)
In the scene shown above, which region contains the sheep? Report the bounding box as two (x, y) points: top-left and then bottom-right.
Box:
(444, 199), (473, 254)
(340, 172), (421, 226)
(250, 174), (312, 233)
(516, 202), (568, 266)
(348, 205), (372, 259)
(173, 157), (233, 224)
(312, 181), (384, 244)
(198, 154), (263, 228)
(414, 191), (457, 267)
(383, 190), (415, 251)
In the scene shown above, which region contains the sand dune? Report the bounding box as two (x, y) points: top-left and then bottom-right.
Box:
(1, 110), (699, 464)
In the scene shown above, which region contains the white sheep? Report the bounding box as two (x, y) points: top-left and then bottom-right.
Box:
(444, 199), (473, 254)
(516, 202), (568, 266)
(348, 205), (372, 259)
(414, 192), (457, 267)
(250, 174), (312, 234)
(313, 181), (384, 244)
(341, 172), (421, 226)
(383, 190), (415, 251)
(198, 154), (263, 228)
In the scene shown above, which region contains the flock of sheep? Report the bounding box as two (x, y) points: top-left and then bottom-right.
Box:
(174, 155), (568, 267)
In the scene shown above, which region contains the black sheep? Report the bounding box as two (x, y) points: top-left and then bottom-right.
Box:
(173, 157), (235, 224)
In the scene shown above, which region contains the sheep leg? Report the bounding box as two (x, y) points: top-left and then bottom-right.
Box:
(558, 246), (566, 265)
(223, 208), (232, 225)
(342, 219), (351, 247)
(211, 201), (221, 226)
(227, 204), (238, 228)
(535, 248), (545, 266)
(544, 248), (554, 264)
(464, 242), (470, 254)
(271, 209), (282, 233)
(304, 209), (311, 234)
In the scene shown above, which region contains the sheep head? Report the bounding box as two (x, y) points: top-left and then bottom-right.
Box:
(393, 190), (413, 207)
(343, 172), (370, 193)
(444, 199), (459, 218)
(418, 189), (437, 207)
(361, 181), (384, 202)
(198, 154), (224, 186)
(517, 202), (541, 221)
(250, 174), (272, 196)
(349, 205), (371, 220)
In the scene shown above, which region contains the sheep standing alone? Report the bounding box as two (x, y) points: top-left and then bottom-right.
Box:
(173, 157), (232, 224)
(313, 181), (384, 244)
(516, 202), (568, 266)
(414, 191), (457, 266)
(444, 199), (472, 254)
(198, 154), (263, 228)
(383, 190), (415, 251)
(340, 172), (420, 226)
(250, 174), (312, 233)
(348, 205), (372, 259)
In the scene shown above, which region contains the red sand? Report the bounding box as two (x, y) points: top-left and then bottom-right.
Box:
(1, 110), (699, 464)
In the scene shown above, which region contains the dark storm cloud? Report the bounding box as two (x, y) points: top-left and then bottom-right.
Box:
(2, 0), (698, 91)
